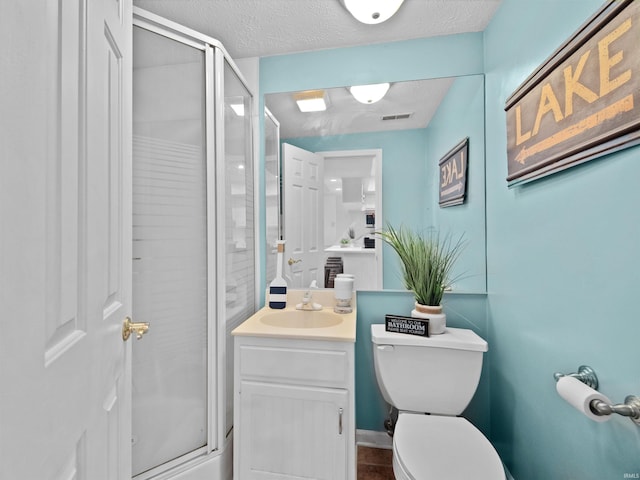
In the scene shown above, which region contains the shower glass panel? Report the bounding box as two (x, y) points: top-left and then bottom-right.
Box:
(222, 59), (255, 435)
(132, 26), (208, 477)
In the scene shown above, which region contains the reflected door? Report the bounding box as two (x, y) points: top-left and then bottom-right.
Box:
(283, 143), (324, 288)
(132, 26), (209, 476)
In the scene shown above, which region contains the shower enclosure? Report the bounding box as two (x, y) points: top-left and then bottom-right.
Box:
(132, 9), (255, 479)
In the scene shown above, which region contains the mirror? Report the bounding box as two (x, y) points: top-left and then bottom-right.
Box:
(264, 107), (281, 286)
(264, 74), (486, 294)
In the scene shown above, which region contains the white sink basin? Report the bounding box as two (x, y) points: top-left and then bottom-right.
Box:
(260, 310), (344, 329)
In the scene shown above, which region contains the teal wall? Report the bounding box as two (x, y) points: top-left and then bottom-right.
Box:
(484, 0), (640, 478)
(426, 75), (487, 293)
(259, 2), (640, 477)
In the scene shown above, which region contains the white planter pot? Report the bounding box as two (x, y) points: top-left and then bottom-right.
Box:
(411, 303), (446, 335)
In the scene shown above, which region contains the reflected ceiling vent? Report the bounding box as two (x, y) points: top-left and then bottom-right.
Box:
(381, 113), (412, 121)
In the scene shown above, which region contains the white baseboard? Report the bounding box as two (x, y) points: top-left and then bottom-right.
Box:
(356, 429), (393, 449)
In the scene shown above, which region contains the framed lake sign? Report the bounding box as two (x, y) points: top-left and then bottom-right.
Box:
(505, 0), (640, 186)
(439, 137), (468, 207)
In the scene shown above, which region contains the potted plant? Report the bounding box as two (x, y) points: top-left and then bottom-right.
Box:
(340, 227), (356, 247)
(378, 224), (465, 334)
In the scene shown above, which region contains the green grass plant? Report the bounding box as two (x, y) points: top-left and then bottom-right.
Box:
(378, 224), (465, 306)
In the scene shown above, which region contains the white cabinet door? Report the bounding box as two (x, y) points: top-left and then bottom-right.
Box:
(237, 381), (348, 480)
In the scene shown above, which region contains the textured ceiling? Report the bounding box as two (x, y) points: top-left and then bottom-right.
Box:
(133, 0), (503, 59)
(133, 0), (501, 136)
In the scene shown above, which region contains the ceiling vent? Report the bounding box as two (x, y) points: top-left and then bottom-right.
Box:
(382, 113), (412, 121)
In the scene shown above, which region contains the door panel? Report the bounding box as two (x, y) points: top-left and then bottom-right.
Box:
(0, 0), (132, 478)
(131, 26), (209, 477)
(283, 143), (324, 288)
(85, 0), (133, 477)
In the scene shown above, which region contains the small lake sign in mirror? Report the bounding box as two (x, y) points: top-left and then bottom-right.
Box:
(439, 137), (469, 207)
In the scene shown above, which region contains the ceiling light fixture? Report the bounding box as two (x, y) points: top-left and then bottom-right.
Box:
(293, 90), (327, 113)
(340, 0), (405, 24)
(349, 83), (390, 104)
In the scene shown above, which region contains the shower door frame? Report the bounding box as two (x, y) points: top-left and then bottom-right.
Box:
(132, 8), (257, 479)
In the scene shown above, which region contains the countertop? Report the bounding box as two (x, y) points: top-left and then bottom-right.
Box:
(325, 245), (375, 253)
(231, 289), (356, 342)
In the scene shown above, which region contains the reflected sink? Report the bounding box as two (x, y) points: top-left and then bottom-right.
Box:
(260, 310), (344, 329)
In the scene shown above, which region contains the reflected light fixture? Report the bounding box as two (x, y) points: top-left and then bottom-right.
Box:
(340, 0), (405, 24)
(229, 96), (245, 116)
(294, 90), (327, 112)
(230, 103), (245, 116)
(349, 83), (390, 104)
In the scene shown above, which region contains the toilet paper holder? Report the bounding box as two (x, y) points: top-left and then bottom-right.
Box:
(554, 365), (640, 426)
(553, 365), (598, 389)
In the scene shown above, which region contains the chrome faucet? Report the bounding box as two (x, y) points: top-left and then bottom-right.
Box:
(296, 281), (322, 311)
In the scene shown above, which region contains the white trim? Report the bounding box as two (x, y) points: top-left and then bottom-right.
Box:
(205, 43), (219, 454)
(213, 44), (228, 450)
(252, 80), (262, 310)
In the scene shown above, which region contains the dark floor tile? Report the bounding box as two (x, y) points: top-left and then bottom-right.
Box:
(357, 446), (393, 466)
(357, 445), (394, 479)
(356, 463), (395, 480)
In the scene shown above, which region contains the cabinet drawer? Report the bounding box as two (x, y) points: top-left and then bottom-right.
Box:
(239, 345), (349, 388)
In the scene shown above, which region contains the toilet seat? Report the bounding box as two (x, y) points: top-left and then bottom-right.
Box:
(393, 413), (505, 480)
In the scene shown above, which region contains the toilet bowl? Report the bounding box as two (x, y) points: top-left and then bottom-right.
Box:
(392, 413), (504, 479)
(371, 324), (505, 479)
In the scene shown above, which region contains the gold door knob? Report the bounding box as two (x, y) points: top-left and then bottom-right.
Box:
(288, 257), (302, 266)
(122, 317), (150, 341)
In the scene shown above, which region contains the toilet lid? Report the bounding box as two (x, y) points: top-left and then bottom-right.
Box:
(371, 324), (488, 352)
(394, 413), (505, 480)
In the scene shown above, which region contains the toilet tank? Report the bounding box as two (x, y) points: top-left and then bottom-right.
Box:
(371, 324), (488, 415)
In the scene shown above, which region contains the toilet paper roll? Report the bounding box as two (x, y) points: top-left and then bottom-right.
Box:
(556, 376), (612, 422)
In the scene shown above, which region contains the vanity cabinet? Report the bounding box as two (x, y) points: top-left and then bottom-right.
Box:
(233, 335), (355, 480)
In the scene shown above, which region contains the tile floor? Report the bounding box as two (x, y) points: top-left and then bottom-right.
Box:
(357, 446), (395, 480)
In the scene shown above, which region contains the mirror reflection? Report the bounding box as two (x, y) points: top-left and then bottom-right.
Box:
(265, 75), (486, 293)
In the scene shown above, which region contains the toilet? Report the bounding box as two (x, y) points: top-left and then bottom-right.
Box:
(371, 324), (505, 479)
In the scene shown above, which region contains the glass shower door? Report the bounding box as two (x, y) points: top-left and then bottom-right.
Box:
(131, 26), (208, 477)
(221, 58), (256, 436)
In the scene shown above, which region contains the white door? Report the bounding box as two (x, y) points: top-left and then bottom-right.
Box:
(282, 143), (324, 288)
(0, 0), (133, 478)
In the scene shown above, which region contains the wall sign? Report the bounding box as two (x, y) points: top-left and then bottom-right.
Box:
(505, 0), (640, 186)
(439, 137), (468, 207)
